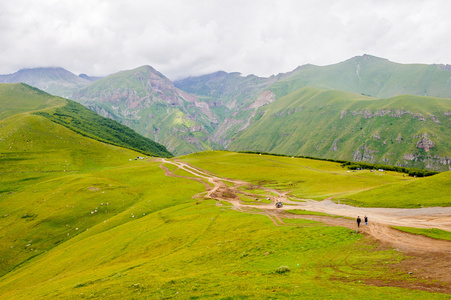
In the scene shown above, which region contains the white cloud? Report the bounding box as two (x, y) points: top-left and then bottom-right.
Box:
(0, 0), (450, 80)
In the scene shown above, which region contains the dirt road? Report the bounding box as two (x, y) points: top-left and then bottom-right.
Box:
(159, 158), (451, 292)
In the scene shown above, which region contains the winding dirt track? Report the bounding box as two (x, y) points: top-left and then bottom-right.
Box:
(158, 158), (451, 292)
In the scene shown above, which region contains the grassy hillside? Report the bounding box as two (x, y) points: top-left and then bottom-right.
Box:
(0, 83), (65, 120)
(0, 147), (447, 298)
(173, 56), (451, 156)
(337, 171), (451, 208)
(180, 151), (449, 208)
(228, 87), (451, 171)
(72, 66), (224, 155)
(0, 83), (172, 157)
(0, 111), (155, 275)
(1, 84), (449, 298)
(35, 100), (173, 157)
(270, 55), (451, 99)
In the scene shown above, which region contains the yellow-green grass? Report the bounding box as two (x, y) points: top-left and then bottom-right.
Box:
(393, 227), (451, 241)
(172, 167), (199, 178)
(337, 171), (451, 207)
(0, 119), (448, 298)
(238, 194), (259, 203)
(0, 83), (65, 120)
(0, 194), (443, 299)
(163, 163), (179, 172)
(285, 209), (334, 217)
(0, 173), (446, 297)
(0, 114), (139, 176)
(179, 151), (415, 202)
(281, 218), (322, 225)
(0, 113), (186, 276)
(237, 186), (279, 197)
(237, 194), (271, 204)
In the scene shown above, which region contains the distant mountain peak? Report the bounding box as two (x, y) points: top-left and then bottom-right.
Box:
(348, 54), (390, 63)
(78, 73), (103, 82)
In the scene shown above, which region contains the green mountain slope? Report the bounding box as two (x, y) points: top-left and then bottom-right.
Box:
(35, 100), (172, 158)
(0, 83), (66, 120)
(174, 55), (451, 157)
(0, 83), (171, 277)
(174, 70), (281, 103)
(0, 110), (151, 277)
(5, 55), (451, 166)
(0, 83), (172, 157)
(228, 87), (451, 171)
(270, 55), (451, 99)
(72, 66), (224, 155)
(174, 71), (286, 146)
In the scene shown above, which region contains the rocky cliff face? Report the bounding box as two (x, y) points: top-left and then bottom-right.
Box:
(416, 134), (435, 152)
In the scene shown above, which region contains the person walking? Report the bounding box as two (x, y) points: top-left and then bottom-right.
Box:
(364, 215), (368, 226)
(357, 216), (361, 228)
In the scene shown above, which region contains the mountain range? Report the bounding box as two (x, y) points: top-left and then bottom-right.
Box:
(2, 86), (449, 297)
(2, 54), (451, 170)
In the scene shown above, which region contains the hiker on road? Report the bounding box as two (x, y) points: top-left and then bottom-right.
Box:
(357, 216), (361, 228)
(364, 216), (368, 225)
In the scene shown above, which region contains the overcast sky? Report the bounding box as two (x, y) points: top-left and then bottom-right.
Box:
(1, 0), (450, 80)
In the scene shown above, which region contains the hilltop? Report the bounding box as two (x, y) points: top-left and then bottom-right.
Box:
(0, 68), (91, 99)
(0, 83), (172, 157)
(270, 55), (451, 99)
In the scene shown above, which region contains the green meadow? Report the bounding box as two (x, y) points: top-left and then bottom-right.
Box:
(338, 171), (451, 207)
(0, 117), (448, 298)
(0, 155), (446, 299)
(393, 227), (451, 241)
(180, 151), (420, 203)
(0, 85), (450, 298)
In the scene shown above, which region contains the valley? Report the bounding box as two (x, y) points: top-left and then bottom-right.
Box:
(2, 1), (451, 298)
(1, 144), (449, 298)
(159, 156), (451, 290)
(0, 58), (450, 298)
(3, 55), (451, 171)
(160, 156), (451, 249)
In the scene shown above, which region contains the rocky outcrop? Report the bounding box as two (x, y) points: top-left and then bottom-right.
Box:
(249, 90), (276, 109)
(352, 145), (378, 162)
(273, 107), (303, 117)
(340, 110), (347, 119)
(330, 139), (339, 151)
(403, 153), (419, 161)
(344, 109), (428, 122)
(429, 115), (441, 124)
(416, 134), (435, 152)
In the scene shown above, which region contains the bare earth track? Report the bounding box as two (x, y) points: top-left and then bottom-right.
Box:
(158, 159), (451, 293)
